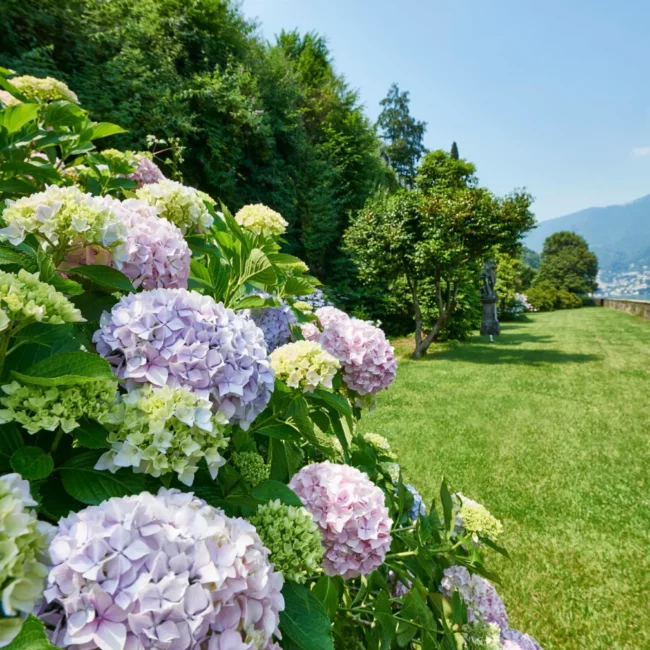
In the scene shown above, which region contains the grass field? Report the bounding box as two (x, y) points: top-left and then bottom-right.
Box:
(359, 307), (650, 650)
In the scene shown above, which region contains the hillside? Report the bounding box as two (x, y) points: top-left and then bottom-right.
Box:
(525, 194), (650, 274)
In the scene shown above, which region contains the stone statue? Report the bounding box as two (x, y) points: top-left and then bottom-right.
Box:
(480, 259), (500, 340)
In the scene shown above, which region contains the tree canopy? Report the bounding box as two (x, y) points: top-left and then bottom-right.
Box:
(536, 231), (598, 294)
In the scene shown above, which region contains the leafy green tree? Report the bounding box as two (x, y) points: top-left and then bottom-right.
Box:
(536, 231), (598, 294)
(416, 149), (477, 192)
(345, 182), (535, 358)
(521, 246), (541, 269)
(377, 83), (427, 184)
(450, 141), (459, 159)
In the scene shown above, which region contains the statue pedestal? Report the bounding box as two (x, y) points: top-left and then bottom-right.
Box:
(480, 298), (500, 336)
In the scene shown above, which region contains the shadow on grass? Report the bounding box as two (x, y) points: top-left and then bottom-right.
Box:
(428, 345), (601, 366)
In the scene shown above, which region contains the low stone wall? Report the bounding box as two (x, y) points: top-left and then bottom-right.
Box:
(597, 298), (650, 321)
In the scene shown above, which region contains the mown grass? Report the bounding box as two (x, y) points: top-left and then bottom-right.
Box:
(359, 308), (650, 650)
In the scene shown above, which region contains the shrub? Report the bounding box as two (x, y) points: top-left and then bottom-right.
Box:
(0, 73), (544, 650)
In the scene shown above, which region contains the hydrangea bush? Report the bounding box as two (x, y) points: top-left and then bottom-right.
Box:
(0, 72), (544, 650)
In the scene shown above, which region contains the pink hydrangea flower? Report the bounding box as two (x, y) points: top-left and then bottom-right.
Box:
(93, 288), (274, 429)
(300, 322), (320, 342)
(128, 155), (165, 188)
(41, 489), (284, 650)
(315, 306), (349, 329)
(502, 629), (543, 650)
(289, 462), (392, 579)
(439, 566), (509, 631)
(319, 318), (396, 397)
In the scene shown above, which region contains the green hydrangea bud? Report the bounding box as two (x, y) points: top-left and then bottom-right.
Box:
(0, 474), (53, 647)
(97, 384), (229, 487)
(0, 379), (116, 435)
(232, 451), (270, 487)
(9, 75), (78, 104)
(250, 499), (324, 583)
(464, 622), (503, 650)
(0, 269), (84, 330)
(360, 432), (396, 460)
(453, 493), (503, 545)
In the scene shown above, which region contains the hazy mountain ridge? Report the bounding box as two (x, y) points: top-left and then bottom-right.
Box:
(525, 194), (650, 274)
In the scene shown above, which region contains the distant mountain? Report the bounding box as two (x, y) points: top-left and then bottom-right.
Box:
(524, 194), (650, 274)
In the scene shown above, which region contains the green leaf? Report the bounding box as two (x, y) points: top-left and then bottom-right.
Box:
(47, 274), (84, 296)
(60, 451), (145, 505)
(12, 351), (116, 387)
(4, 615), (59, 650)
(73, 419), (110, 449)
(268, 253), (309, 268)
(43, 100), (86, 128)
(0, 161), (60, 183)
(0, 422), (24, 472)
(66, 265), (134, 292)
(269, 439), (302, 482)
(0, 104), (39, 133)
(14, 323), (73, 348)
(440, 478), (454, 537)
(10, 446), (54, 480)
(311, 389), (352, 418)
(254, 422), (301, 440)
(81, 122), (127, 141)
(230, 295), (280, 310)
(241, 248), (276, 286)
(312, 576), (339, 621)
(0, 244), (34, 268)
(280, 582), (334, 650)
(251, 479), (303, 507)
(283, 276), (316, 297)
(39, 477), (83, 520)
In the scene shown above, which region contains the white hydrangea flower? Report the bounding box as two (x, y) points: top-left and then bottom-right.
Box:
(234, 204), (288, 237)
(270, 340), (340, 392)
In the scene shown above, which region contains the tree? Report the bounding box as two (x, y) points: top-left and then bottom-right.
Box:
(416, 149), (476, 192)
(377, 83), (427, 184)
(536, 231), (598, 294)
(450, 141), (459, 159)
(345, 179), (535, 358)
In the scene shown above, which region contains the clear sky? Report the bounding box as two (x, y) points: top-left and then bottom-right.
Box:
(242, 0), (650, 221)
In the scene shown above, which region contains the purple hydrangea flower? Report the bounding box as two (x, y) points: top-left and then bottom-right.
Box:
(247, 292), (296, 352)
(93, 288), (274, 429)
(128, 155), (165, 188)
(502, 629), (543, 650)
(289, 461), (392, 579)
(405, 484), (426, 521)
(300, 322), (320, 342)
(104, 197), (190, 290)
(319, 318), (397, 397)
(41, 489), (284, 650)
(440, 566), (509, 631)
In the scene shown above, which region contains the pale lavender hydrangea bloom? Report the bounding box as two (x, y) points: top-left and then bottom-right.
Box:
(247, 293), (296, 352)
(440, 566), (509, 631)
(93, 288), (274, 429)
(319, 318), (397, 398)
(104, 197), (190, 290)
(128, 155), (165, 188)
(289, 461), (392, 579)
(314, 306), (349, 329)
(405, 484), (426, 521)
(502, 629), (543, 650)
(296, 288), (332, 310)
(41, 489), (284, 650)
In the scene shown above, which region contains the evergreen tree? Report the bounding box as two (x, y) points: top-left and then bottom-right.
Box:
(450, 141), (459, 159)
(377, 83), (427, 184)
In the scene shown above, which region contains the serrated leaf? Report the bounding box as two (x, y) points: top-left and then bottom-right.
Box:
(81, 122), (127, 141)
(283, 276), (316, 296)
(440, 478), (454, 537)
(310, 389), (352, 417)
(43, 100), (86, 128)
(253, 422), (301, 440)
(73, 419), (110, 449)
(12, 351), (116, 387)
(0, 422), (24, 472)
(312, 576), (339, 621)
(241, 248), (276, 286)
(60, 451), (145, 505)
(67, 265), (134, 292)
(280, 582), (333, 650)
(269, 439), (302, 482)
(0, 103), (39, 133)
(14, 323), (73, 348)
(4, 615), (59, 650)
(230, 295), (280, 310)
(10, 446), (54, 480)
(250, 479), (303, 507)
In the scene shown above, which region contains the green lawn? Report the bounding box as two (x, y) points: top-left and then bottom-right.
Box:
(359, 307), (650, 650)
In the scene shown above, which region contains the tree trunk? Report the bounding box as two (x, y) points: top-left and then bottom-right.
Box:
(409, 278), (424, 359)
(416, 279), (460, 357)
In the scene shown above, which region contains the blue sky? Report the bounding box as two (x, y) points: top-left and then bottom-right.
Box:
(242, 0), (650, 222)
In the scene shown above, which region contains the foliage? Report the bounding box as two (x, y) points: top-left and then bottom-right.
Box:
(521, 246), (541, 270)
(345, 151), (535, 357)
(0, 1), (391, 283)
(494, 251), (537, 320)
(360, 310), (650, 650)
(536, 231), (598, 295)
(526, 281), (583, 312)
(0, 77), (543, 650)
(377, 83), (428, 184)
